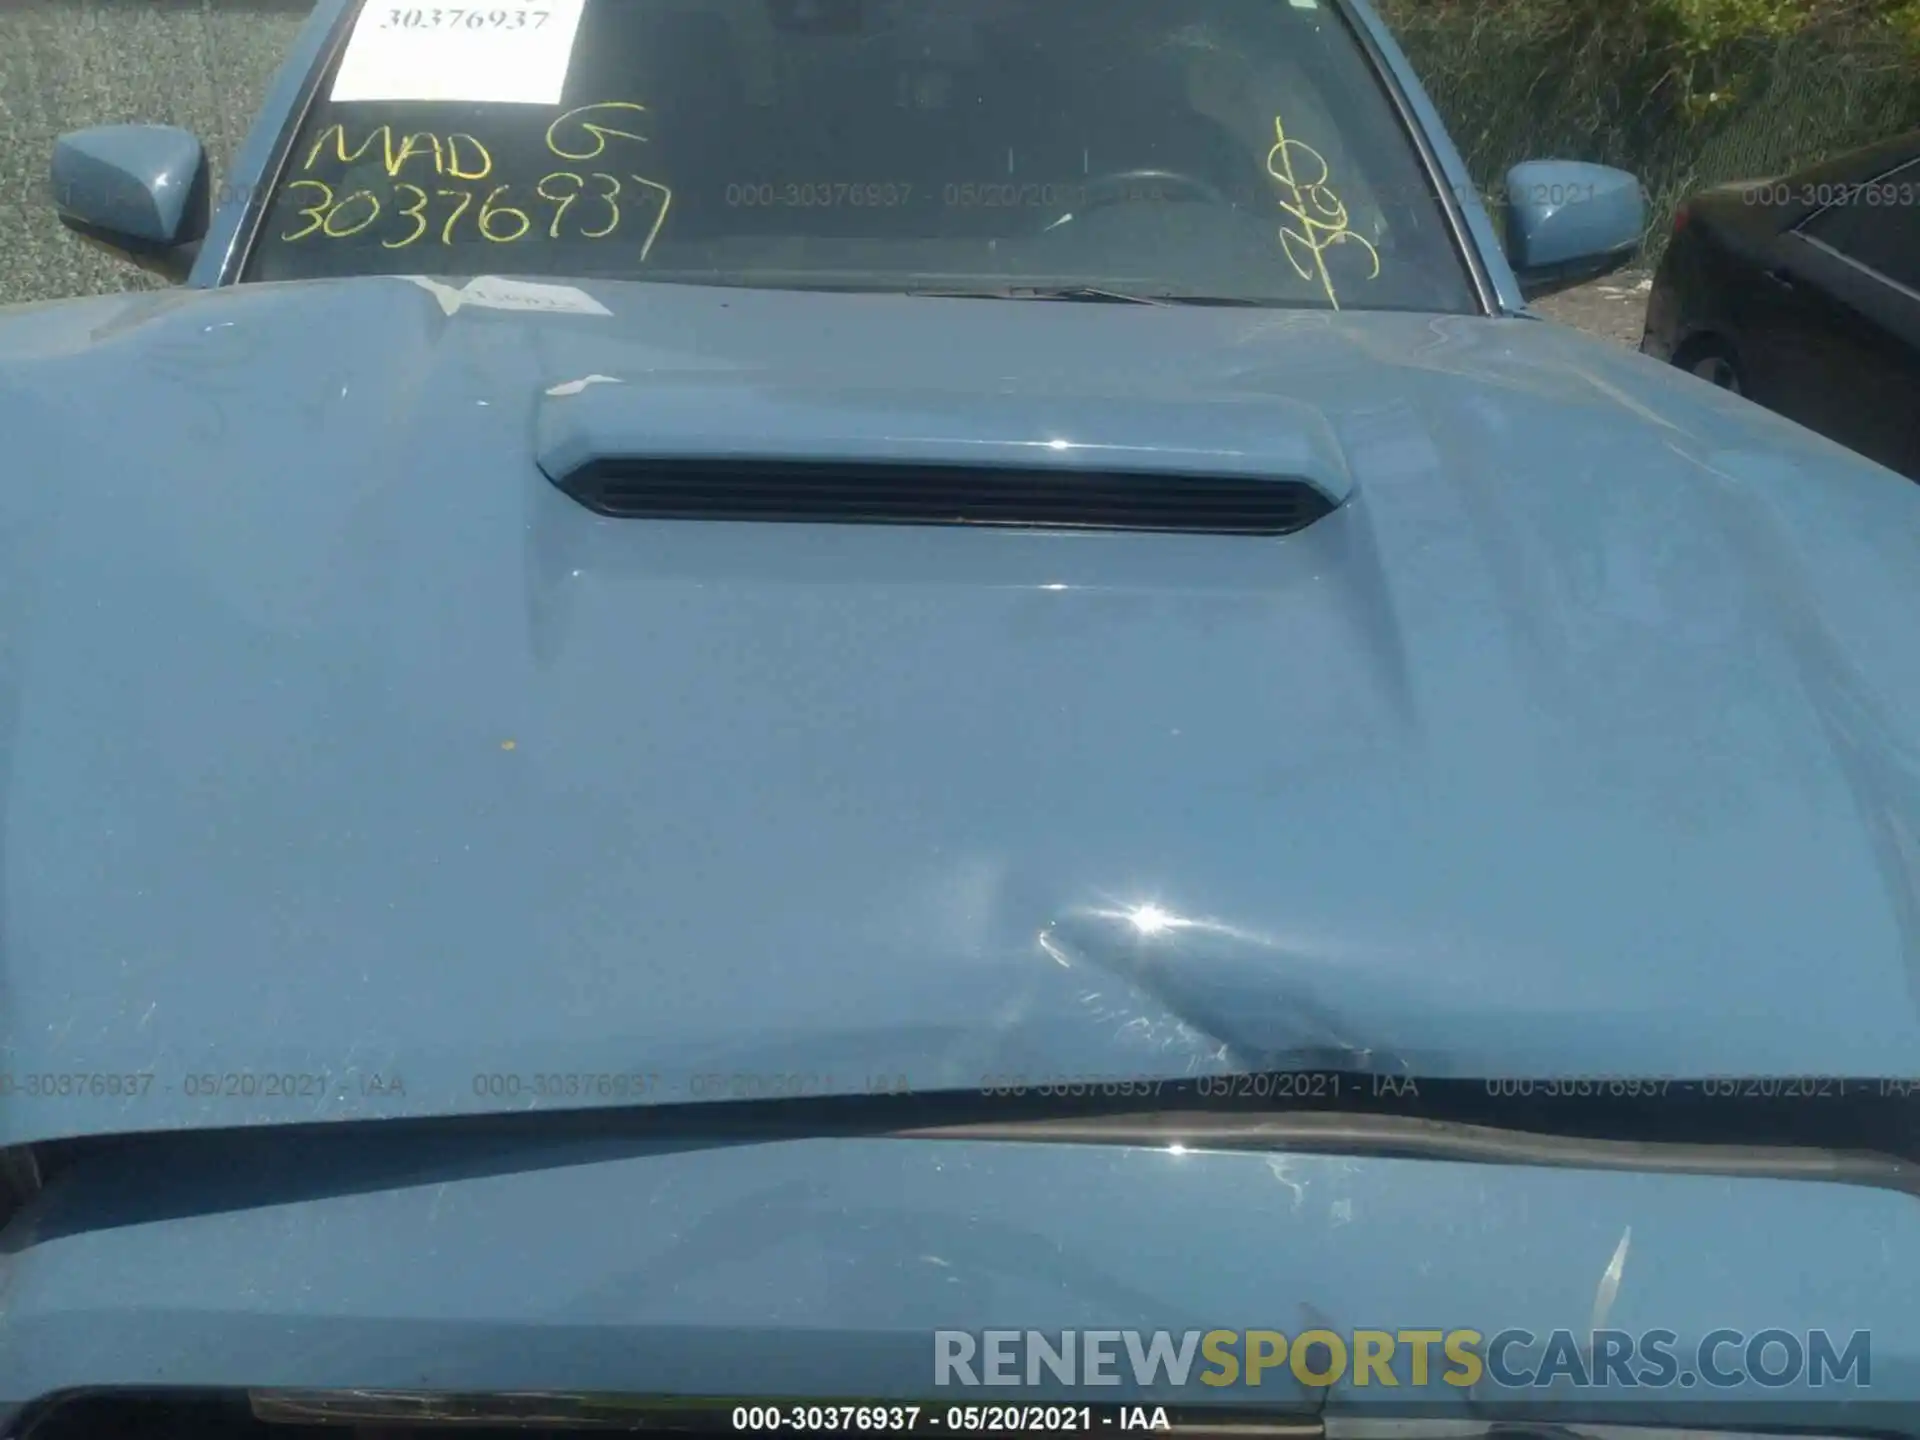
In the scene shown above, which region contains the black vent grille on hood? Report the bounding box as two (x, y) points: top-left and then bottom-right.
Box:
(553, 459), (1337, 536)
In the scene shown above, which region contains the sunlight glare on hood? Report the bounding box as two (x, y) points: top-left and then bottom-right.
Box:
(1127, 903), (1180, 936)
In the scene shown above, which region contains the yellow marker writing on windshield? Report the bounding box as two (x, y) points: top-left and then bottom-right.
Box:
(395, 133), (439, 175)
(1267, 113), (1380, 310)
(477, 185), (531, 243)
(437, 189), (473, 245)
(582, 174), (623, 239)
(322, 189), (381, 238)
(282, 101), (669, 260)
(545, 102), (651, 161)
(444, 135), (493, 180)
(280, 179), (334, 241)
(280, 173), (666, 253)
(537, 172), (585, 238)
(627, 174), (672, 262)
(386, 182), (430, 249)
(302, 124), (493, 181)
(546, 102), (673, 261)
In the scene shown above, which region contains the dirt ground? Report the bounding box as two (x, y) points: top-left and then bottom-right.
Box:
(1530, 267), (1655, 347)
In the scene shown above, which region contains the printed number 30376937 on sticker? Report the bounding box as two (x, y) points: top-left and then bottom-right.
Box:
(331, 0), (587, 106)
(376, 8), (553, 31)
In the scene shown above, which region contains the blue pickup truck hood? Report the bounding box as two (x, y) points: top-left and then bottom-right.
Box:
(3, 275), (1920, 1145)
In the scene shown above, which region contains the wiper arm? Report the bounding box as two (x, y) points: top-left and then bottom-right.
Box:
(907, 285), (1173, 306)
(140, 1078), (1920, 1214)
(905, 285), (1273, 308)
(895, 1108), (1920, 1197)
(1158, 295), (1276, 308)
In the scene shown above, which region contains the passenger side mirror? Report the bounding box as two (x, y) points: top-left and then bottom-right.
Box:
(50, 124), (212, 284)
(1503, 161), (1646, 301)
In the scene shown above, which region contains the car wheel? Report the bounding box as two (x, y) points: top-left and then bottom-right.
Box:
(1677, 342), (1743, 396)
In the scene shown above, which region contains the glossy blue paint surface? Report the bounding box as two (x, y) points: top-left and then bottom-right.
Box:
(8, 0), (1920, 1414)
(5, 1133), (1919, 1413)
(3, 279), (1920, 1148)
(50, 125), (208, 250)
(534, 373), (1359, 504)
(1505, 161), (1647, 285)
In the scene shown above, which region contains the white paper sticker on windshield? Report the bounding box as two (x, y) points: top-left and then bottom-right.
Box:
(331, 0), (590, 105)
(401, 275), (611, 317)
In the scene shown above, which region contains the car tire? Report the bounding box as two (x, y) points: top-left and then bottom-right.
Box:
(1674, 339), (1744, 397)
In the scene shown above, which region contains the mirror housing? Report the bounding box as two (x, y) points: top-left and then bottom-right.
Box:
(1503, 161), (1646, 301)
(51, 124), (212, 284)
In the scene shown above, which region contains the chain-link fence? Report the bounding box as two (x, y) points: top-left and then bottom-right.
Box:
(2, 0), (1916, 306)
(1384, 4), (1920, 256)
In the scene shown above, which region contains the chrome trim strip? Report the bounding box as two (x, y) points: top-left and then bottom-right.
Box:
(1324, 0), (1500, 317)
(1797, 233), (1920, 306)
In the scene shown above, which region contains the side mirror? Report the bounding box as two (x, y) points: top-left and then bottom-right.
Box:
(51, 124), (212, 284)
(1503, 161), (1646, 301)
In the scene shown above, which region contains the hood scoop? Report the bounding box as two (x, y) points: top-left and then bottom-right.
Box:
(552, 457), (1334, 534)
(534, 378), (1353, 535)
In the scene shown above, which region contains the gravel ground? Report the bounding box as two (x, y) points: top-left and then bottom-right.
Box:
(1531, 267), (1656, 348)
(0, 0), (310, 308)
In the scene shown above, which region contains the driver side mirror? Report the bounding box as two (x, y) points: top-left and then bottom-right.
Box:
(1502, 161), (1646, 301)
(50, 124), (212, 284)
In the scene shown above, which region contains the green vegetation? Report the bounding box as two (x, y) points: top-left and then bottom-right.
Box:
(1376, 0), (1920, 259)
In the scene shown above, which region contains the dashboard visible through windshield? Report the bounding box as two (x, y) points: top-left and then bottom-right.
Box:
(243, 0), (1477, 311)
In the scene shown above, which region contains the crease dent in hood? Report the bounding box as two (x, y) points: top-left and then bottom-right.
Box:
(4, 275), (1920, 1144)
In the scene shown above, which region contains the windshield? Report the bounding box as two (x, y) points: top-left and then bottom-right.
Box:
(241, 0), (1477, 311)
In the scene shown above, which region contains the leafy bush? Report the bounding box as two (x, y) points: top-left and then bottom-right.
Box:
(1382, 0), (1920, 115)
(1376, 0), (1920, 260)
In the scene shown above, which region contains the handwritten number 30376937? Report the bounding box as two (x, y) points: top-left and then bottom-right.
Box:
(280, 173), (657, 250)
(281, 105), (676, 261)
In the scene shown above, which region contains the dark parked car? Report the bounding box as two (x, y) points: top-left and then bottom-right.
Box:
(1642, 130), (1920, 478)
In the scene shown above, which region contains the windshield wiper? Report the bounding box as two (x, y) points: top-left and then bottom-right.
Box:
(905, 285), (1274, 308)
(908, 284), (1173, 305)
(895, 1108), (1920, 1196)
(75, 1076), (1920, 1217)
